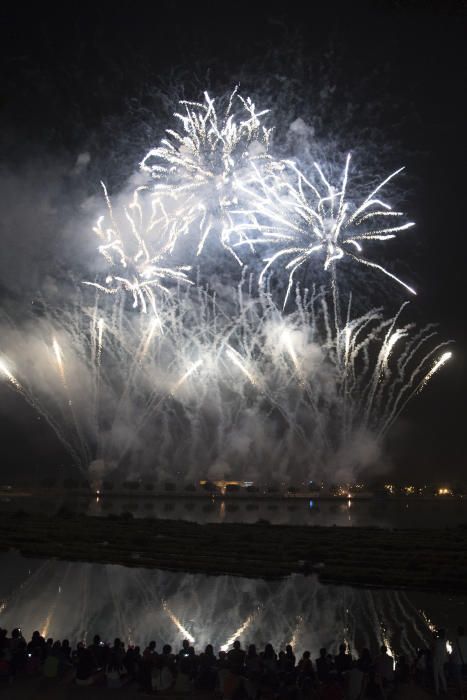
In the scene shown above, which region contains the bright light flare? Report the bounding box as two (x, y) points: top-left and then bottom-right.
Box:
(419, 351), (452, 392)
(220, 611), (257, 652)
(226, 346), (258, 386)
(52, 337), (66, 384)
(171, 360), (203, 395)
(0, 359), (22, 391)
(162, 601), (195, 644)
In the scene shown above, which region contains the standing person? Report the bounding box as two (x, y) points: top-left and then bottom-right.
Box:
(451, 626), (467, 699)
(431, 629), (448, 695)
(297, 651), (316, 697)
(284, 644), (296, 672)
(228, 640), (246, 675)
(178, 639), (190, 657)
(346, 661), (364, 700)
(88, 634), (107, 669)
(374, 645), (394, 698)
(334, 643), (352, 678)
(140, 641), (157, 692)
(316, 648), (333, 683)
(413, 648), (428, 687)
(196, 644), (218, 692)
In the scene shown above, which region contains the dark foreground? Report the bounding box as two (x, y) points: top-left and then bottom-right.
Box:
(1, 677), (464, 700)
(1, 512), (467, 593)
(1, 677), (460, 700)
(1, 625), (466, 700)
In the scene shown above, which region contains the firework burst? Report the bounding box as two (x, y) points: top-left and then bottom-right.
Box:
(140, 89), (273, 261)
(236, 154), (416, 307)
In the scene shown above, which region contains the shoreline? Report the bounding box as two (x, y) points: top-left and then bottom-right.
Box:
(1, 512), (467, 595)
(1, 489), (464, 502)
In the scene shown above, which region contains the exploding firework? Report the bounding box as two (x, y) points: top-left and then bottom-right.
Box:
(0, 282), (451, 483)
(84, 183), (192, 316)
(91, 94), (417, 316)
(140, 89), (273, 262)
(88, 91), (275, 313)
(236, 154), (416, 307)
(0, 90), (452, 483)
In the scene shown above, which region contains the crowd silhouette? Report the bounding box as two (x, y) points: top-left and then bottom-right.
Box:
(0, 625), (466, 698)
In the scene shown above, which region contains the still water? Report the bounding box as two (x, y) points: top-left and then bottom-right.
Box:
(2, 494), (467, 528)
(1, 550), (466, 660)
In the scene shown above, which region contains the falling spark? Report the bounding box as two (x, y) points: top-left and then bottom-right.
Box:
(288, 615), (304, 648)
(221, 611), (257, 651)
(162, 601), (195, 644)
(419, 351), (452, 392)
(420, 609), (436, 633)
(52, 337), (66, 385)
(140, 318), (161, 361)
(0, 359), (23, 391)
(171, 360), (203, 395)
(226, 346), (258, 386)
(97, 318), (105, 364)
(0, 286), (451, 479)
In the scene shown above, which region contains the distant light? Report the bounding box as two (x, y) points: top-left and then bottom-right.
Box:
(438, 487), (452, 496)
(309, 500), (314, 508)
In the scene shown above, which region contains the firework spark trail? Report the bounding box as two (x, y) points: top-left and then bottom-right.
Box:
(104, 315), (161, 450)
(378, 348), (452, 437)
(0, 91), (453, 483)
(362, 303), (410, 427)
(235, 155), (416, 306)
(90, 312), (105, 434)
(171, 360), (203, 395)
(39, 563), (74, 640)
(162, 601), (195, 644)
(0, 561), (51, 621)
(106, 566), (128, 642)
(225, 345), (258, 386)
(85, 184), (193, 315)
(114, 355), (204, 469)
(288, 615), (304, 649)
(0, 350), (85, 472)
(0, 359), (23, 391)
(419, 352), (452, 391)
(220, 609), (259, 652)
(52, 336), (91, 467)
(0, 277), (451, 482)
(140, 90), (273, 263)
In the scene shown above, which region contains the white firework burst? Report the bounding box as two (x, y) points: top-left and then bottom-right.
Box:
(85, 182), (192, 315)
(237, 153), (416, 307)
(140, 88), (273, 261)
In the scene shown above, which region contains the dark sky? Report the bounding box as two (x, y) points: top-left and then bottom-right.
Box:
(0, 1), (465, 483)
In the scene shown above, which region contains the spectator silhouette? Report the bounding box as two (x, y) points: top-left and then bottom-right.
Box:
(316, 647), (333, 682)
(431, 629), (448, 695)
(227, 639), (246, 675)
(451, 625), (467, 697)
(334, 642), (352, 675)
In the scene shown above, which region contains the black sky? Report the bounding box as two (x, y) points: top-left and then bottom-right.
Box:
(0, 1), (465, 483)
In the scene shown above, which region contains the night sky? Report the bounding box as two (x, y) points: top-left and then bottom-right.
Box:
(0, 1), (465, 483)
